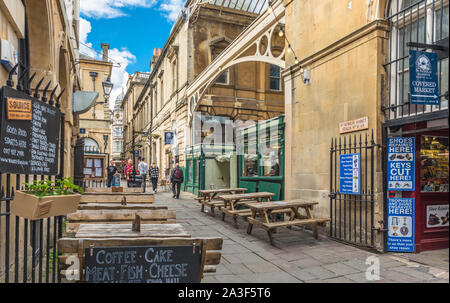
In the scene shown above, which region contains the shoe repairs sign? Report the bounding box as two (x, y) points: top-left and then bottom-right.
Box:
(387, 198), (415, 252)
(387, 137), (415, 191)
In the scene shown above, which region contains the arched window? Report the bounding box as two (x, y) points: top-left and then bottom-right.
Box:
(84, 138), (99, 153)
(386, 0), (448, 120)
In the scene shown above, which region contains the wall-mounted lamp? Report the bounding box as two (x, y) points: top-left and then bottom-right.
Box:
(303, 69), (311, 85)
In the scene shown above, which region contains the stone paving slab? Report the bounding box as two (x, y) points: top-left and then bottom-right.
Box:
(150, 191), (449, 283)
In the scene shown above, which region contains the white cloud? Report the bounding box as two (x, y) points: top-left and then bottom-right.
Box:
(159, 0), (185, 22)
(108, 48), (137, 107)
(79, 0), (186, 23)
(80, 0), (158, 19)
(78, 18), (136, 109)
(79, 18), (98, 59)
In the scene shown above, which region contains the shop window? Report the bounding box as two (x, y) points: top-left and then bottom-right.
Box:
(269, 64), (281, 91)
(188, 161), (193, 183)
(243, 133), (258, 177)
(84, 158), (104, 178)
(420, 135), (449, 192)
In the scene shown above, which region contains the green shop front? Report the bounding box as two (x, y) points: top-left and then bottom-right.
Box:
(238, 116), (285, 200)
(183, 144), (236, 195)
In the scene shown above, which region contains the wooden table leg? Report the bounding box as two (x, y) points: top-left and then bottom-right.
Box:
(267, 229), (274, 245)
(247, 209), (256, 234)
(200, 196), (205, 213)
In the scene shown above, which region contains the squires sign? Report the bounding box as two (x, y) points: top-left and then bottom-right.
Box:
(0, 86), (60, 175)
(84, 245), (202, 283)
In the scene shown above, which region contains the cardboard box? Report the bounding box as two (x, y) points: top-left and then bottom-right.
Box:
(11, 191), (81, 220)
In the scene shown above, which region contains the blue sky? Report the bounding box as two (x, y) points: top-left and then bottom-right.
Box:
(76, 0), (185, 106)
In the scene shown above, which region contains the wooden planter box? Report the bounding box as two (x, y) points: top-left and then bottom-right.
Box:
(11, 191), (82, 220)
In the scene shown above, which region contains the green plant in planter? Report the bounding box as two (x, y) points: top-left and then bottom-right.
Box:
(24, 177), (84, 198)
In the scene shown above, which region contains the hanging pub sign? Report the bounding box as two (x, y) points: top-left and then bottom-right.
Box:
(84, 245), (202, 283)
(339, 153), (360, 195)
(0, 86), (60, 175)
(387, 137), (415, 191)
(164, 131), (174, 145)
(409, 50), (439, 105)
(387, 198), (415, 252)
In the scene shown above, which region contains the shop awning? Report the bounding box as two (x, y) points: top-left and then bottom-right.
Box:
(73, 91), (99, 114)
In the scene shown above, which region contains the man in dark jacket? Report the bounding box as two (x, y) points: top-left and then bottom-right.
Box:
(170, 163), (184, 199)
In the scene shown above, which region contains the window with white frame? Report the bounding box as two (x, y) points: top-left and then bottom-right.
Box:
(387, 0), (448, 120)
(269, 64), (281, 91)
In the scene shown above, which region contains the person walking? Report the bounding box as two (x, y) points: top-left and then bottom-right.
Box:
(106, 160), (118, 188)
(138, 158), (148, 187)
(170, 163), (184, 199)
(124, 159), (134, 188)
(149, 162), (160, 193)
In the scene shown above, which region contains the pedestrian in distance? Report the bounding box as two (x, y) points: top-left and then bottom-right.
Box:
(138, 157), (148, 186)
(124, 159), (134, 188)
(149, 162), (160, 193)
(106, 160), (118, 188)
(170, 163), (184, 199)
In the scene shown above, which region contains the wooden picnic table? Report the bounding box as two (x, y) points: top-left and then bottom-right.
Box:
(219, 192), (275, 225)
(78, 203), (165, 210)
(74, 223), (190, 238)
(197, 188), (248, 215)
(80, 193), (155, 204)
(245, 200), (331, 245)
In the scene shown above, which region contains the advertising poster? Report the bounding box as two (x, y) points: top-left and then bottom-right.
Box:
(426, 204), (449, 228)
(339, 153), (360, 195)
(409, 50), (439, 105)
(387, 137), (415, 191)
(387, 198), (415, 252)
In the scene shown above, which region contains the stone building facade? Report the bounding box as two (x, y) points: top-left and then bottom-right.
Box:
(121, 71), (150, 167)
(130, 0), (284, 184)
(1, 0), (81, 178)
(283, 0), (448, 252)
(77, 48), (113, 180)
(111, 93), (124, 169)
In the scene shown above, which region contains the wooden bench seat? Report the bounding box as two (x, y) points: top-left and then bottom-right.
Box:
(57, 237), (223, 282)
(248, 217), (330, 229)
(80, 194), (155, 204)
(65, 209), (176, 235)
(78, 203), (166, 210)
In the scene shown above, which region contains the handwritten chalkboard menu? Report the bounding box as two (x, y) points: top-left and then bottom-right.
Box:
(0, 86), (60, 175)
(84, 245), (202, 283)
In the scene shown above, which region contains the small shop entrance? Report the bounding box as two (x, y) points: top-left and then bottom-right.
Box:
(401, 122), (449, 252)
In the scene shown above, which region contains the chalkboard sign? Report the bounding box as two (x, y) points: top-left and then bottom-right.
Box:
(84, 245), (202, 283)
(0, 86), (60, 175)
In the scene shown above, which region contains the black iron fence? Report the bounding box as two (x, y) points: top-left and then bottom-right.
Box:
(329, 131), (378, 248)
(1, 68), (65, 282)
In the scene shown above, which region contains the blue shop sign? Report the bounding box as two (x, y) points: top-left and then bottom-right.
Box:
(339, 153), (360, 195)
(409, 50), (439, 105)
(388, 137), (415, 191)
(165, 132), (174, 145)
(387, 198), (415, 252)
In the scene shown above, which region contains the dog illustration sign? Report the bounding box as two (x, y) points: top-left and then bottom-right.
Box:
(426, 204), (449, 228)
